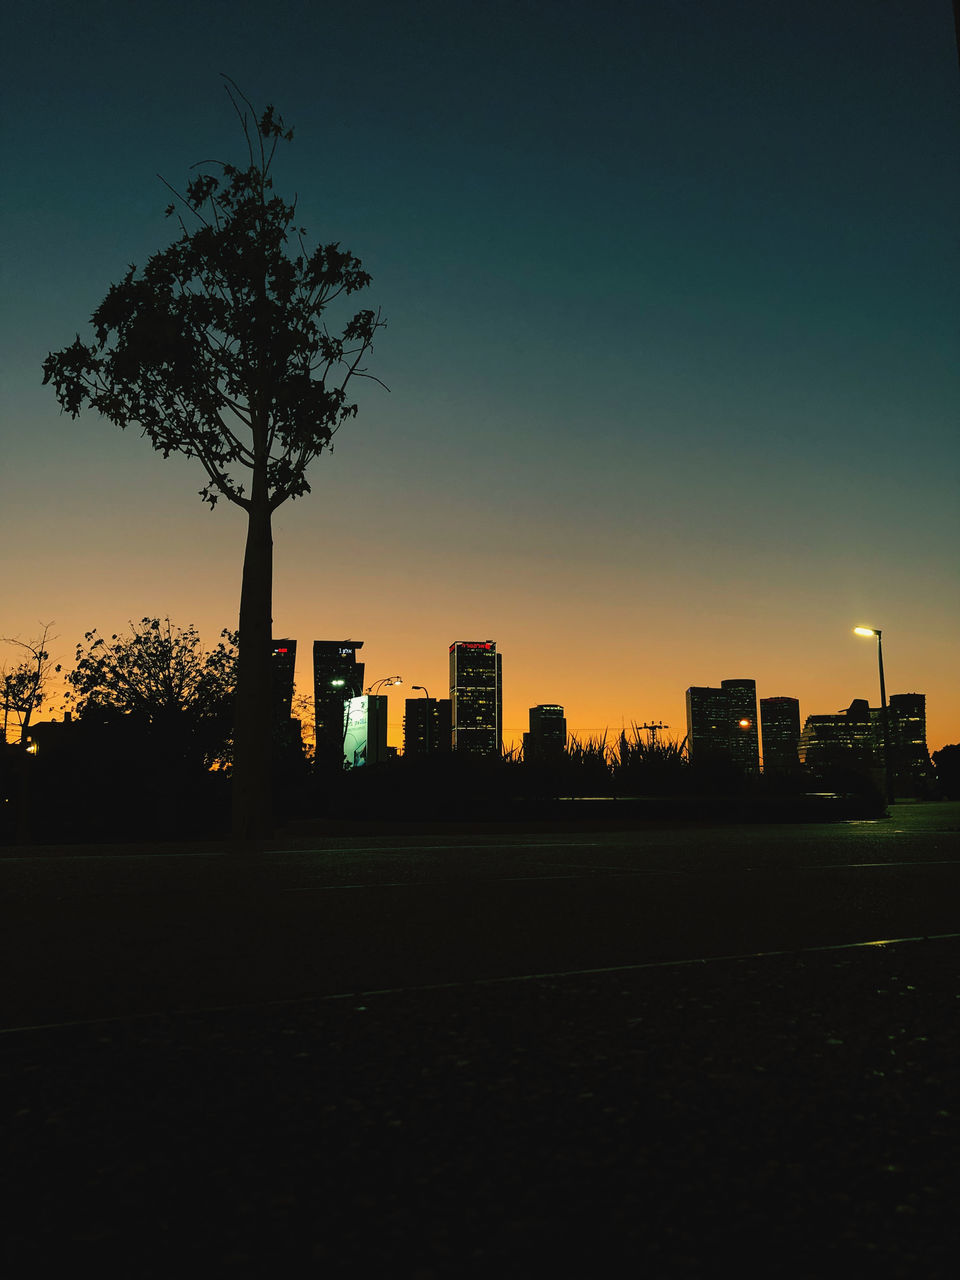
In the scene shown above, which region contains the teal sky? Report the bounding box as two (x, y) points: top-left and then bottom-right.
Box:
(3, 0), (959, 751)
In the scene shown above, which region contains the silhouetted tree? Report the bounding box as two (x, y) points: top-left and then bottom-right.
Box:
(42, 80), (386, 839)
(67, 617), (237, 770)
(1, 624), (58, 746)
(932, 744), (960, 799)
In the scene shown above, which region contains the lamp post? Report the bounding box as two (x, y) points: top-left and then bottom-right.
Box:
(854, 626), (893, 803)
(366, 676), (402, 695)
(412, 685), (430, 754)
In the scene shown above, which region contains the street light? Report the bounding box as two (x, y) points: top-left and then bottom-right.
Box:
(854, 626), (893, 803)
(366, 676), (402, 694)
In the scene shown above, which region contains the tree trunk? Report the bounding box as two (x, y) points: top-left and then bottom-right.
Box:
(232, 495), (274, 843)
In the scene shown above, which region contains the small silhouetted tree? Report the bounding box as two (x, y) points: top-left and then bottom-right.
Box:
(42, 80), (386, 839)
(2, 624), (58, 747)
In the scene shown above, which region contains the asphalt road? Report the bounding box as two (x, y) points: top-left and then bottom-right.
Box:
(3, 803), (959, 1027)
(3, 805), (959, 1276)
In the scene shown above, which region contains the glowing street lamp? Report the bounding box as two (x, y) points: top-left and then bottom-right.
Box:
(854, 626), (893, 803)
(366, 676), (402, 695)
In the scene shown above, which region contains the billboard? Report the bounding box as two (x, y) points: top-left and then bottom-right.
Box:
(343, 695), (388, 768)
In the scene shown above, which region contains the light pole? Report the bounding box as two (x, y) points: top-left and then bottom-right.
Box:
(854, 626), (893, 803)
(366, 676), (402, 695)
(412, 685), (430, 754)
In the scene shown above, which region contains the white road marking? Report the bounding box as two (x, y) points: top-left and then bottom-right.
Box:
(0, 840), (601, 863)
(2, 931), (958, 1037)
(282, 858), (960, 892)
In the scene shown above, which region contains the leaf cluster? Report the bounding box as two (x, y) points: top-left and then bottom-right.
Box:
(66, 617), (238, 765)
(3, 665), (49, 718)
(42, 80), (386, 513)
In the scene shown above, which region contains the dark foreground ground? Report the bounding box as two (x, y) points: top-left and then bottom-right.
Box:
(3, 804), (959, 1276)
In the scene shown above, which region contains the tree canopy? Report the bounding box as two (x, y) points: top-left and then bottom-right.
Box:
(42, 82), (385, 515)
(67, 617), (238, 768)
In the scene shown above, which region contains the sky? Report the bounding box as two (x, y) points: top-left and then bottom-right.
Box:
(2, 0), (959, 754)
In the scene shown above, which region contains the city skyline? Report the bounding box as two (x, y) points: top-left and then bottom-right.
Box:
(3, 1), (958, 757)
(3, 622), (952, 760)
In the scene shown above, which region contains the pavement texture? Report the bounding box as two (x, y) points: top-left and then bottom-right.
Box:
(3, 803), (959, 1276)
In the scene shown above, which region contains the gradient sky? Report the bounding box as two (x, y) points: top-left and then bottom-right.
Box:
(3, 0), (959, 753)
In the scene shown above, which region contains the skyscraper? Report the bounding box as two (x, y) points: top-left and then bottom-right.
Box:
(270, 638), (302, 753)
(523, 704), (567, 763)
(722, 678), (759, 773)
(449, 641), (502, 755)
(403, 697), (453, 756)
(759, 696), (801, 772)
(887, 693), (930, 787)
(685, 685), (731, 765)
(271, 639), (297, 723)
(313, 640), (364, 755)
(685, 678), (760, 771)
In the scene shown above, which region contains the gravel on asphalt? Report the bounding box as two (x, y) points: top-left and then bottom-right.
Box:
(3, 935), (958, 1277)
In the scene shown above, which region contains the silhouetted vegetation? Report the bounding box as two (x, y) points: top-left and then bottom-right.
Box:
(42, 79), (385, 840)
(0, 683), (904, 844)
(932, 744), (960, 799)
(66, 617), (238, 772)
(1, 625), (58, 747)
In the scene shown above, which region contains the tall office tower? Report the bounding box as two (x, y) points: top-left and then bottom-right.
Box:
(759, 696), (801, 771)
(686, 678), (760, 771)
(523, 704), (567, 763)
(271, 639), (297, 722)
(313, 640), (364, 753)
(449, 641), (502, 755)
(403, 697), (453, 756)
(722, 678), (760, 773)
(685, 685), (732, 765)
(886, 692), (930, 790)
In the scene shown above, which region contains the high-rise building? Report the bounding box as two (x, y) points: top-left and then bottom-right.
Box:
(403, 697), (453, 756)
(685, 678), (760, 771)
(882, 693), (930, 792)
(722, 678), (760, 772)
(270, 638), (302, 753)
(271, 639), (297, 723)
(313, 640), (364, 755)
(523, 704), (566, 763)
(760, 696), (801, 772)
(450, 641), (502, 755)
(800, 693), (930, 792)
(685, 685), (732, 765)
(799, 699), (876, 769)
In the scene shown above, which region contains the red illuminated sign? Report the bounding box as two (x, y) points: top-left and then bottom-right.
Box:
(449, 641), (494, 651)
